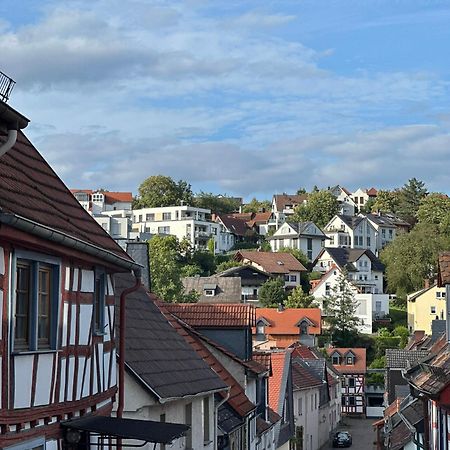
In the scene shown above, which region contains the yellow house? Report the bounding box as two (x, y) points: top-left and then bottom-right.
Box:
(407, 284), (446, 334)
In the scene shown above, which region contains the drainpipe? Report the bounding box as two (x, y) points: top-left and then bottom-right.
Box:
(117, 271), (142, 419)
(214, 389), (230, 450)
(0, 127), (18, 157)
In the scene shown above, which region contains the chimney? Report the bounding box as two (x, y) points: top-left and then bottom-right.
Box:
(277, 303), (284, 312)
(126, 241), (151, 291)
(424, 278), (430, 289)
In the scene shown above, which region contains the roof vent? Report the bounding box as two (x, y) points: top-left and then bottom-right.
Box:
(0, 71), (15, 103)
(277, 261), (284, 265)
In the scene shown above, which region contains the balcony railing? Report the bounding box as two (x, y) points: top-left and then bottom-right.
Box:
(0, 71), (15, 103)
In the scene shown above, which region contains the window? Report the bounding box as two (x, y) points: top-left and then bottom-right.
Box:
(298, 397), (303, 415)
(388, 229), (393, 238)
(162, 212), (171, 220)
(284, 275), (290, 282)
(145, 213), (154, 221)
(290, 275), (297, 282)
(5, 438), (45, 450)
(204, 289), (215, 296)
(348, 396), (356, 406)
(203, 397), (210, 444)
(14, 257), (59, 351)
(332, 355), (340, 365)
(94, 270), (106, 335)
(431, 306), (436, 314)
(348, 378), (355, 388)
(382, 229), (386, 237)
(346, 356), (354, 365)
(367, 236), (371, 247)
(185, 403), (192, 449)
(158, 226), (170, 234)
(311, 394), (314, 411)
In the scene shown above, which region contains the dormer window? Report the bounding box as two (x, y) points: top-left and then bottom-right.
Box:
(346, 357), (354, 365)
(332, 355), (340, 365)
(203, 283), (217, 297)
(255, 318), (269, 341)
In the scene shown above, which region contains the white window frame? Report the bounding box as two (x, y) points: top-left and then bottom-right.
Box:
(6, 437), (45, 450)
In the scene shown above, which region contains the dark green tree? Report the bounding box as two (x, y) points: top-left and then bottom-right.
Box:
(259, 278), (287, 307)
(242, 197), (271, 213)
(215, 259), (242, 273)
(285, 286), (316, 308)
(416, 193), (450, 226)
(134, 175), (194, 208)
(397, 178), (427, 225)
(194, 192), (241, 214)
(323, 272), (360, 346)
(291, 190), (339, 228)
(370, 189), (399, 213)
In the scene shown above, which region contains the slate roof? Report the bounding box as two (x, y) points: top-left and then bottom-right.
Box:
(236, 250), (307, 274)
(385, 349), (429, 369)
(363, 213), (396, 228)
(114, 273), (227, 401)
(335, 214), (365, 229)
(0, 130), (132, 262)
(438, 251), (450, 286)
(318, 247), (385, 272)
(273, 194), (308, 212)
(327, 347), (367, 373)
(255, 308), (322, 335)
(217, 264), (272, 280)
(163, 303), (256, 328)
(182, 276), (241, 303)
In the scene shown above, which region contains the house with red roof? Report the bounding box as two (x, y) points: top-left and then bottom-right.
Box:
(351, 187), (378, 211)
(235, 250), (307, 289)
(270, 193), (309, 230)
(0, 87), (191, 448)
(253, 307), (322, 349)
(327, 348), (367, 416)
(71, 189), (133, 214)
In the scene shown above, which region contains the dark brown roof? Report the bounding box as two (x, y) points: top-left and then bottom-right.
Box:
(163, 303), (256, 328)
(236, 251), (307, 274)
(273, 194), (308, 212)
(438, 251), (450, 286)
(216, 214), (254, 237)
(114, 274), (227, 400)
(0, 131), (132, 262)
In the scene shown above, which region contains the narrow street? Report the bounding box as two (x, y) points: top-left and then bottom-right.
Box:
(321, 417), (377, 450)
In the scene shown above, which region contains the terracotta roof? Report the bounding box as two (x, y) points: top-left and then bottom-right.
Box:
(163, 303), (256, 328)
(290, 344), (320, 360)
(292, 359), (322, 390)
(384, 397), (403, 418)
(255, 308), (321, 336)
(438, 252), (450, 286)
(389, 421), (412, 450)
(268, 351), (289, 413)
(236, 251), (307, 274)
(0, 131), (132, 261)
(71, 190), (132, 204)
(366, 187), (378, 196)
(327, 347), (367, 373)
(273, 194), (308, 212)
(114, 274), (227, 400)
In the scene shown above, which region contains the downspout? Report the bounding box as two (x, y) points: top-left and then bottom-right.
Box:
(214, 389), (230, 450)
(0, 127), (18, 157)
(117, 271), (142, 419)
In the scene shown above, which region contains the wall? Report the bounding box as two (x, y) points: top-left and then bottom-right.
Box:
(293, 387), (320, 450)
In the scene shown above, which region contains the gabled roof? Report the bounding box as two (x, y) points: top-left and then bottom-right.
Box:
(385, 349), (429, 369)
(114, 273), (227, 401)
(216, 214), (254, 237)
(316, 247), (385, 272)
(327, 347), (367, 373)
(273, 194), (308, 212)
(236, 250), (307, 274)
(271, 221), (326, 239)
(163, 303), (256, 328)
(71, 189), (133, 204)
(291, 358), (322, 390)
(438, 251), (450, 286)
(363, 213), (396, 228)
(182, 276), (241, 303)
(255, 308), (321, 335)
(217, 264), (272, 279)
(0, 131), (133, 266)
(367, 187), (378, 196)
(268, 350), (292, 414)
(332, 214), (365, 230)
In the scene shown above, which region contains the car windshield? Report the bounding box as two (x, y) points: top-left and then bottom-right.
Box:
(337, 432), (349, 438)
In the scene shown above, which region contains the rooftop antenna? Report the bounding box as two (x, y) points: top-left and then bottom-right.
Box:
(0, 70), (16, 103)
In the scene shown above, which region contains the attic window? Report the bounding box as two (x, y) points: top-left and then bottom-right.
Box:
(346, 356), (354, 365)
(277, 261), (284, 265)
(332, 356), (340, 365)
(203, 284), (217, 296)
(204, 290), (215, 296)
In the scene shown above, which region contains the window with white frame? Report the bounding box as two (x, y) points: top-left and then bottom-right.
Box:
(431, 306), (436, 314)
(14, 255), (60, 352)
(204, 289), (215, 296)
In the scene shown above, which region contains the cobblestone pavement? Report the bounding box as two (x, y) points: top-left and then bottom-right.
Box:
(320, 417), (378, 450)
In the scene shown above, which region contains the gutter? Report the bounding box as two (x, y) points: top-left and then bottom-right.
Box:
(0, 101), (29, 157)
(0, 212), (141, 272)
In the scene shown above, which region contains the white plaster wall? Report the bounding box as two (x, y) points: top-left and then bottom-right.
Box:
(79, 305), (92, 345)
(34, 353), (54, 406)
(293, 388), (320, 450)
(46, 440), (57, 450)
(65, 266), (71, 291)
(81, 269), (95, 292)
(245, 378), (257, 405)
(14, 354), (34, 408)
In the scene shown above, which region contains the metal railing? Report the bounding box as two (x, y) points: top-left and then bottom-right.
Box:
(0, 71), (15, 103)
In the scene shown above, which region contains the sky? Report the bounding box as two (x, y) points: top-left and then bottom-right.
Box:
(2, 0), (450, 200)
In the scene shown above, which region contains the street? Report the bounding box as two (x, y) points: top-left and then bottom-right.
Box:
(321, 417), (377, 450)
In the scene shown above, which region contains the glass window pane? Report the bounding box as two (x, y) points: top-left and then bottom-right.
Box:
(15, 262), (31, 348)
(38, 266), (51, 348)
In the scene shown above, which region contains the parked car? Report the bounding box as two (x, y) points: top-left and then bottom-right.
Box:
(333, 431), (352, 448)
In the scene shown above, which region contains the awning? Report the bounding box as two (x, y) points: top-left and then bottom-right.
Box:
(61, 416), (189, 444)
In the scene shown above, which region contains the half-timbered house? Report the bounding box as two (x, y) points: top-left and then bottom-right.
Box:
(0, 97), (187, 448)
(327, 348), (366, 416)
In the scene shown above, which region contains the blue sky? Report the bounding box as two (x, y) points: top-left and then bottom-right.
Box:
(2, 0), (450, 200)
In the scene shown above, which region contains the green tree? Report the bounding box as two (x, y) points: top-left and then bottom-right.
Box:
(149, 235), (185, 302)
(195, 192), (241, 214)
(323, 272), (360, 346)
(381, 222), (450, 296)
(393, 325), (409, 349)
(242, 198), (271, 213)
(207, 238), (215, 254)
(397, 178), (427, 225)
(259, 278), (287, 307)
(134, 175), (194, 208)
(416, 193), (450, 226)
(360, 197), (376, 213)
(215, 259), (242, 273)
(371, 189), (399, 213)
(291, 190), (339, 228)
(366, 356), (386, 384)
(285, 287), (316, 308)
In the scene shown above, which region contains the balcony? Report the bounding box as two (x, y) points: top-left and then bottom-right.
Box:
(0, 71), (15, 103)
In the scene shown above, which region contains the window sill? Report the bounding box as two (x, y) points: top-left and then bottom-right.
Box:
(12, 349), (59, 356)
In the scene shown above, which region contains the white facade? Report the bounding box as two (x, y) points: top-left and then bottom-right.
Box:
(294, 387), (320, 450)
(329, 186), (356, 216)
(361, 213), (397, 254)
(269, 222), (325, 262)
(133, 205), (229, 252)
(324, 216), (378, 254)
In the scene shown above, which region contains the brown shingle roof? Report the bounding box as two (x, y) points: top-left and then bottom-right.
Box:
(216, 214), (254, 237)
(273, 194), (308, 212)
(236, 251), (307, 274)
(0, 131), (132, 261)
(438, 251), (450, 286)
(163, 303), (256, 328)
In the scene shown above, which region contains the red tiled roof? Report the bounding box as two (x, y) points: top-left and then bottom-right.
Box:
(0, 131), (131, 261)
(273, 194), (308, 212)
(236, 251), (307, 274)
(268, 351), (288, 412)
(70, 190), (132, 204)
(292, 360), (322, 390)
(327, 347), (367, 373)
(366, 187), (378, 196)
(163, 303), (256, 327)
(255, 308), (321, 335)
(253, 351), (272, 374)
(438, 252), (450, 286)
(290, 344), (319, 360)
